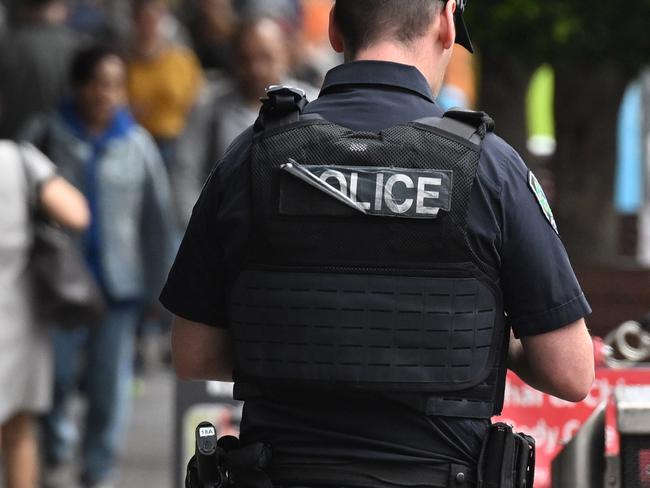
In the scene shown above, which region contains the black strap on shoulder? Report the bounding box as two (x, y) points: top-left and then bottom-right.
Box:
(254, 85), (308, 133)
(446, 109), (495, 136)
(415, 109), (495, 146)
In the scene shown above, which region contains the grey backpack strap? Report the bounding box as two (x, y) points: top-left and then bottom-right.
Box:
(254, 85), (309, 133)
(415, 109), (495, 146)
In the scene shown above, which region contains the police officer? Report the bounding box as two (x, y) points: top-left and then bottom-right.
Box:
(162, 1), (595, 487)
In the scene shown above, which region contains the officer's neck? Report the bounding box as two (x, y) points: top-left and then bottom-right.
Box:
(353, 39), (448, 96)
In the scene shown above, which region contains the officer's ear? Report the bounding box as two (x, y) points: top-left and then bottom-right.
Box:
(328, 5), (345, 54)
(439, 0), (456, 51)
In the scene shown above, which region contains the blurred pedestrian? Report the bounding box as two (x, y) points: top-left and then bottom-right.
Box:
(235, 0), (300, 27)
(172, 16), (318, 226)
(67, 0), (116, 40)
(0, 141), (89, 488)
(127, 0), (203, 170)
(22, 44), (175, 488)
(291, 0), (338, 87)
(0, 0), (81, 139)
(184, 0), (239, 74)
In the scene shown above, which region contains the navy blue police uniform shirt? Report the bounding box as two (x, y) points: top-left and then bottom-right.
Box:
(160, 61), (591, 476)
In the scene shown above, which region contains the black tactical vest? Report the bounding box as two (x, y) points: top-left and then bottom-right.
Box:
(228, 88), (509, 419)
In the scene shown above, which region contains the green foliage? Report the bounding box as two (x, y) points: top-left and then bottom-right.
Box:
(466, 0), (650, 73)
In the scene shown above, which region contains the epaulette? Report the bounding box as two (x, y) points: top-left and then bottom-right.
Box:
(444, 109), (495, 139)
(414, 109), (495, 146)
(254, 85), (308, 133)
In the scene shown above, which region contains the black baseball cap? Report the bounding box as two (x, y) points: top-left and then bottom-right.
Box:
(448, 0), (474, 53)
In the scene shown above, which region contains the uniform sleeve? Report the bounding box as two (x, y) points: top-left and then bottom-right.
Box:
(159, 129), (253, 327)
(496, 144), (591, 338)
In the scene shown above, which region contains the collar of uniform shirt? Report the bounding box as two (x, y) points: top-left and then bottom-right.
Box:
(318, 60), (436, 104)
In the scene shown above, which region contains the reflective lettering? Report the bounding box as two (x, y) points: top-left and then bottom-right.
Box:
(374, 173), (384, 211)
(384, 174), (414, 214)
(320, 170), (348, 195)
(290, 164), (452, 218)
(350, 173), (371, 210)
(416, 177), (442, 216)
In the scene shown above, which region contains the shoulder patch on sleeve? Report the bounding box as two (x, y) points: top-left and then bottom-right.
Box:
(528, 171), (558, 234)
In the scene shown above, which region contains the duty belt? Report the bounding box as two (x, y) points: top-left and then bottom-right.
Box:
(187, 422), (535, 488)
(268, 461), (476, 488)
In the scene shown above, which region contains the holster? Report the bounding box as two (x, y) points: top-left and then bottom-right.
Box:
(185, 434), (272, 488)
(476, 423), (535, 488)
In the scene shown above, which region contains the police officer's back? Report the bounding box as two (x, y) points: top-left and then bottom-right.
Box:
(162, 1), (595, 487)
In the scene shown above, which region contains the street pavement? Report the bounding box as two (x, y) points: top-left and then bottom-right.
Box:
(115, 368), (175, 488)
(1, 366), (176, 488)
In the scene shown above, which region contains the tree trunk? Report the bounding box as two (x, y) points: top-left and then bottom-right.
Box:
(552, 62), (627, 264)
(477, 51), (533, 157)
(479, 55), (629, 264)
(477, 51), (555, 196)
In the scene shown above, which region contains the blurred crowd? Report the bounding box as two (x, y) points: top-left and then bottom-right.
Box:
(0, 1), (478, 487)
(0, 0), (337, 222)
(0, 1), (336, 488)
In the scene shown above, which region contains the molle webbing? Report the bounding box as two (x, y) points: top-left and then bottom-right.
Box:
(231, 270), (498, 390)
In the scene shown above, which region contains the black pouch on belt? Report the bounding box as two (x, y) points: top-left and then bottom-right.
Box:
(476, 422), (535, 488)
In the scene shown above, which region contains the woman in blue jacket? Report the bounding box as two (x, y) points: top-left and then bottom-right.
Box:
(22, 44), (175, 488)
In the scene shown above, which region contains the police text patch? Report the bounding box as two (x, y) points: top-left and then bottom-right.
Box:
(528, 171), (558, 234)
(281, 160), (452, 219)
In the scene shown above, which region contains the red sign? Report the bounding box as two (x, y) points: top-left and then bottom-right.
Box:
(639, 449), (650, 487)
(496, 369), (650, 488)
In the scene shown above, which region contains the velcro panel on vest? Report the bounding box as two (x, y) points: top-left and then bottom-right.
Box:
(249, 121), (485, 271)
(230, 270), (499, 392)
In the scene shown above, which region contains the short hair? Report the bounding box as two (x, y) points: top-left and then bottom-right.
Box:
(334, 0), (443, 56)
(70, 44), (124, 86)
